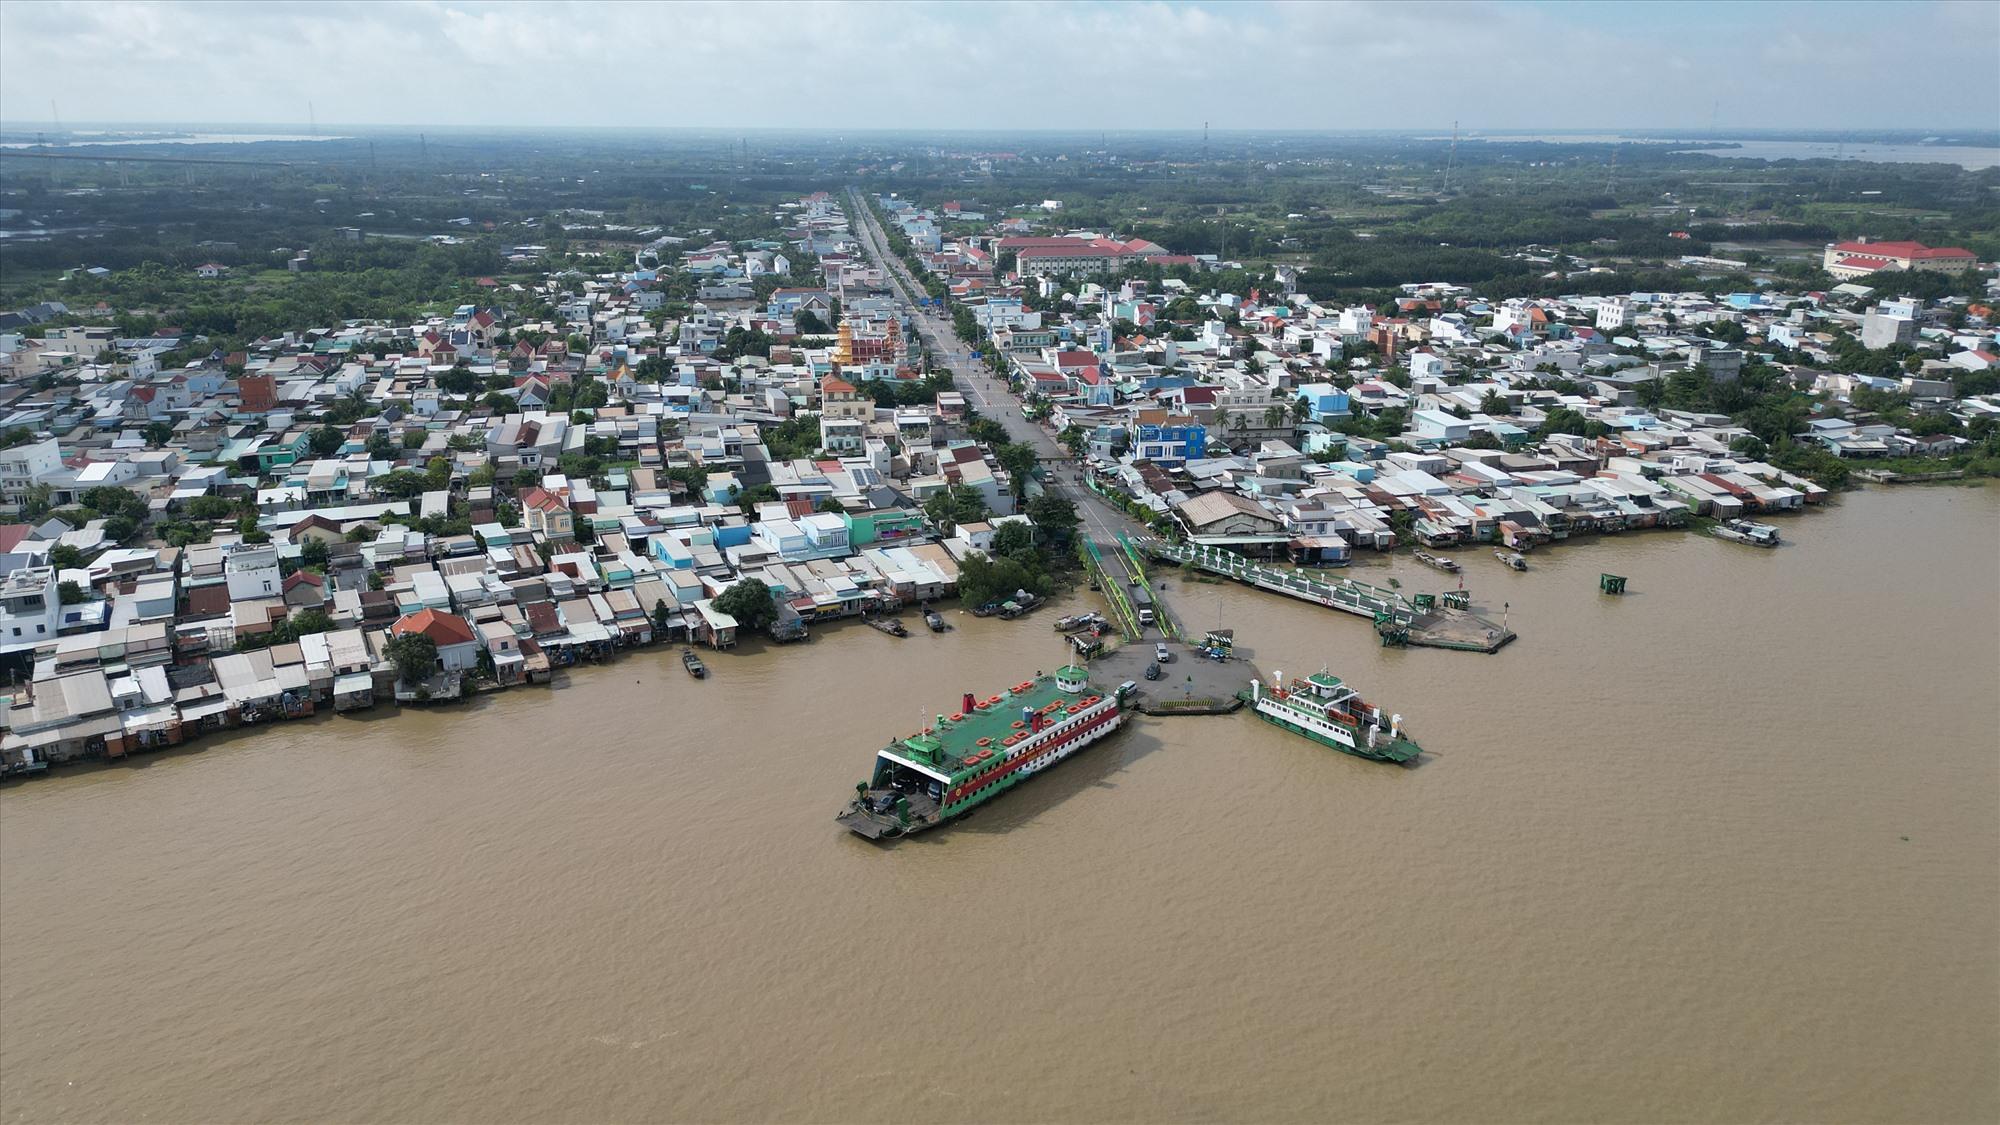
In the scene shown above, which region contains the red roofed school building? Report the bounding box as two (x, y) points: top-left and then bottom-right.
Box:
(1822, 240), (1976, 280)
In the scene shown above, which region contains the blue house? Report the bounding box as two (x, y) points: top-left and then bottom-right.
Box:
(1294, 382), (1351, 422)
(1135, 415), (1207, 466)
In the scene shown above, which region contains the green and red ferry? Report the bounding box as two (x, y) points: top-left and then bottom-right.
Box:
(1236, 669), (1422, 764)
(837, 664), (1126, 839)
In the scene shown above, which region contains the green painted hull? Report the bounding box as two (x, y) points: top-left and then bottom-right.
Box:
(1235, 691), (1421, 764)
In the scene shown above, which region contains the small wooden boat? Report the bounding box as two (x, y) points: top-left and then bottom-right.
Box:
(1414, 550), (1461, 574)
(681, 648), (707, 678)
(867, 617), (909, 638)
(1494, 549), (1527, 571)
(924, 610), (948, 633)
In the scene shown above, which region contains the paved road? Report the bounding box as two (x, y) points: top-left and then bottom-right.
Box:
(844, 187), (1142, 547)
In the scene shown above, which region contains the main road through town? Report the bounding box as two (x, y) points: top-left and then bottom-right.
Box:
(845, 187), (1143, 548)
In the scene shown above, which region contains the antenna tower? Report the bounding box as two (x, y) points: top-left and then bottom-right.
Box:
(1202, 120), (1209, 164)
(1444, 119), (1458, 193)
(1605, 145), (1618, 194)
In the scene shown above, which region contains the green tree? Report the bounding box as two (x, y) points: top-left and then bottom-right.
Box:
(956, 551), (1047, 608)
(286, 607), (333, 638)
(58, 580), (88, 605)
(438, 363), (482, 395)
(384, 633), (439, 685)
(923, 485), (988, 533)
(734, 483), (780, 514)
(47, 543), (86, 570)
(1729, 434), (1769, 460)
(1026, 493), (1079, 541)
(142, 421), (175, 448)
(309, 425), (346, 458)
(1059, 424), (1087, 459)
(299, 537), (330, 570)
(995, 443), (1039, 499)
(651, 599), (674, 637)
(81, 486), (147, 520)
(990, 520), (1036, 559)
(713, 578), (777, 633)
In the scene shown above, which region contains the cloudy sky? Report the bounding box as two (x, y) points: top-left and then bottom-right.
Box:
(2, 0), (1995, 132)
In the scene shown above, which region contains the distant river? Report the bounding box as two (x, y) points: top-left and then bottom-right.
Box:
(0, 133), (342, 149)
(2, 485), (1995, 1122)
(1676, 140), (1999, 171)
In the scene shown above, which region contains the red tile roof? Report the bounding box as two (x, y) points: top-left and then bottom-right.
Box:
(391, 608), (477, 647)
(518, 486), (568, 513)
(0, 524), (30, 554)
(1833, 240), (1974, 261)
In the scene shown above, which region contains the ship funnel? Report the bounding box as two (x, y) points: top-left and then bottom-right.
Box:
(1391, 713), (1403, 736)
(1274, 670), (1284, 691)
(963, 692), (977, 714)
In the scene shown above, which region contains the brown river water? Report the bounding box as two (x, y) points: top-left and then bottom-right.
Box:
(2, 486), (1995, 1123)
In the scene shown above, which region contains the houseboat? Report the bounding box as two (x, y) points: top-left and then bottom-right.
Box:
(1495, 550), (1528, 571)
(836, 665), (1127, 840)
(866, 616), (909, 638)
(1711, 518), (1780, 548)
(1052, 612), (1103, 633)
(1236, 669), (1421, 764)
(1413, 550), (1461, 574)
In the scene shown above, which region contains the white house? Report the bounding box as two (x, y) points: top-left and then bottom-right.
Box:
(223, 543), (282, 600)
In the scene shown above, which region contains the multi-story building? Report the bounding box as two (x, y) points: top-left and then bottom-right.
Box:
(1821, 240), (1976, 279)
(1861, 308), (1917, 351)
(0, 437), (61, 508)
(999, 236), (1180, 278)
(818, 376), (873, 454)
(0, 566), (58, 653)
(223, 543), (281, 601)
(1134, 411), (1208, 466)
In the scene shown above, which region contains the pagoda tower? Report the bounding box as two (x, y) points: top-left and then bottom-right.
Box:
(832, 320), (855, 367)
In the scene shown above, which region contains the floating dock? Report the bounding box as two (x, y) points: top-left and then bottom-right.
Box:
(1127, 536), (1515, 654)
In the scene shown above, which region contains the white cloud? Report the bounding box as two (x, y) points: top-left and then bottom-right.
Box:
(1, 0), (1994, 130)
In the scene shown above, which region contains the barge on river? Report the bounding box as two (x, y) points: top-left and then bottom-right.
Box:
(1236, 670), (1421, 764)
(837, 665), (1126, 839)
